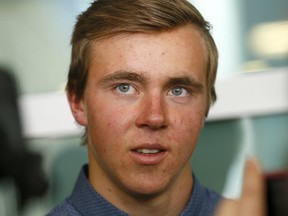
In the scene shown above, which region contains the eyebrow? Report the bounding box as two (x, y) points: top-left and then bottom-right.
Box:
(164, 76), (204, 92)
(99, 70), (147, 84)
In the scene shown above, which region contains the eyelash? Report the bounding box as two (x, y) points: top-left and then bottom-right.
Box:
(168, 86), (192, 97)
(112, 83), (193, 97)
(113, 83), (137, 94)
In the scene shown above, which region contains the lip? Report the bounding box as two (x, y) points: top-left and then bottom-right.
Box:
(130, 143), (168, 165)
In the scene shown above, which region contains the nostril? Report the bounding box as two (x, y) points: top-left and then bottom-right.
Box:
(135, 95), (168, 129)
(136, 115), (168, 130)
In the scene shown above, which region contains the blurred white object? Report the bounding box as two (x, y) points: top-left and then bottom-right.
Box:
(249, 21), (288, 58)
(19, 92), (83, 139)
(222, 118), (256, 199)
(209, 67), (288, 121)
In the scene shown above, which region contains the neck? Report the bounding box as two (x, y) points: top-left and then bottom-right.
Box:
(123, 167), (193, 216)
(88, 153), (193, 215)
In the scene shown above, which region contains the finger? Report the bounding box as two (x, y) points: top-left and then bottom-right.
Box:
(215, 199), (238, 216)
(240, 158), (266, 216)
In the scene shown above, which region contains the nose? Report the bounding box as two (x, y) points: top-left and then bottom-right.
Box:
(135, 93), (168, 130)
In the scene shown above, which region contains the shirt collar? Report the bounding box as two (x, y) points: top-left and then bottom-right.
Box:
(69, 165), (128, 215)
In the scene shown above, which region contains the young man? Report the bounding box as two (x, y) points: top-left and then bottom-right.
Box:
(48, 0), (265, 215)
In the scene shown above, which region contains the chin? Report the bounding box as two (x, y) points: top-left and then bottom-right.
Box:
(127, 187), (167, 200)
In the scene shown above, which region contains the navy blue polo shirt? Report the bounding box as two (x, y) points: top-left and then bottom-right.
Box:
(47, 165), (222, 216)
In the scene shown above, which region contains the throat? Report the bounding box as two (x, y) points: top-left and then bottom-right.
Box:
(119, 168), (194, 216)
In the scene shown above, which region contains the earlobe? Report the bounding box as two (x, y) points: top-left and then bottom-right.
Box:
(67, 92), (87, 126)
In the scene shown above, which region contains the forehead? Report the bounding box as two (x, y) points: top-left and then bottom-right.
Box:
(88, 25), (208, 83)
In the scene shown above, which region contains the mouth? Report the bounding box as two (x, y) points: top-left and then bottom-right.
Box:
(130, 144), (168, 165)
(134, 148), (165, 154)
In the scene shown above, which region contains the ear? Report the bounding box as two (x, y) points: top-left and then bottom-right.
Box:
(67, 91), (87, 126)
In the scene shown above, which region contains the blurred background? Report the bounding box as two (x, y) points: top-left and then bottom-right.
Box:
(0, 0), (287, 215)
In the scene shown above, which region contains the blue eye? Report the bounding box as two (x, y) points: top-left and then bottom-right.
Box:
(116, 83), (138, 95)
(118, 84), (130, 93)
(171, 87), (184, 96)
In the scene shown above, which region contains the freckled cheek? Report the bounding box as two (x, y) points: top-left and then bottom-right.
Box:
(87, 97), (132, 126)
(87, 108), (136, 154)
(168, 112), (204, 147)
(105, 109), (136, 132)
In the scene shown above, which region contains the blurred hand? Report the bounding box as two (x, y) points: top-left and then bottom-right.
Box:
(216, 159), (266, 216)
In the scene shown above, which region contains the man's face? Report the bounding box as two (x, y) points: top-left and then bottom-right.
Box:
(70, 25), (208, 199)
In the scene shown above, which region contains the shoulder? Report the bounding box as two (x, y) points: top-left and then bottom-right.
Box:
(203, 185), (222, 200)
(46, 200), (81, 216)
(195, 183), (223, 215)
(181, 175), (223, 216)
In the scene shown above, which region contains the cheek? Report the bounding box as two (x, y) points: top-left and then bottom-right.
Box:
(169, 110), (204, 148)
(86, 100), (134, 146)
(87, 112), (121, 164)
